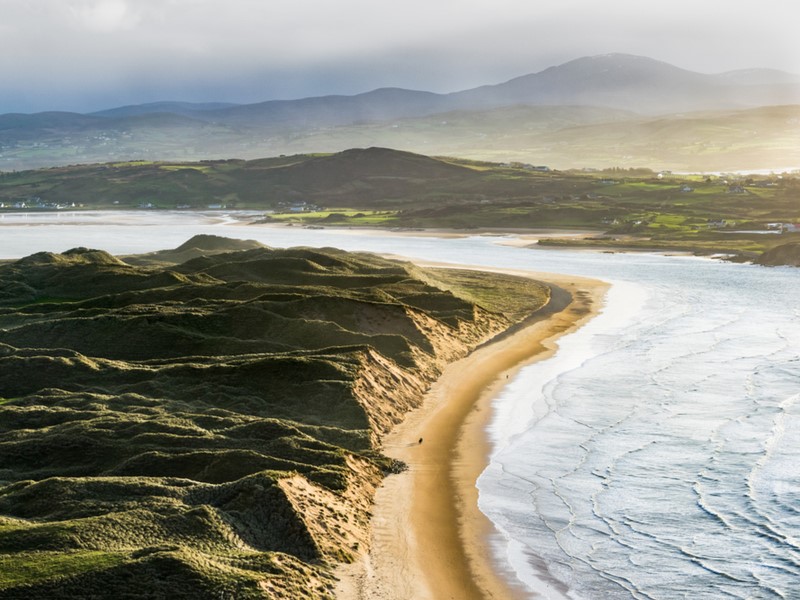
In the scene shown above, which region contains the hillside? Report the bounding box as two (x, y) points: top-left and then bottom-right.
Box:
(123, 234), (268, 266)
(0, 237), (549, 598)
(240, 147), (478, 198)
(0, 147), (487, 208)
(1, 146), (800, 258)
(1, 54), (798, 172)
(755, 242), (800, 266)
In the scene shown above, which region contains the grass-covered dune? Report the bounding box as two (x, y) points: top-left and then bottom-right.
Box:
(0, 235), (549, 598)
(755, 241), (800, 267)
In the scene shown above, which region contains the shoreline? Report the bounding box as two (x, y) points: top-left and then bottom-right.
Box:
(253, 222), (753, 259)
(336, 267), (609, 599)
(0, 212), (763, 262)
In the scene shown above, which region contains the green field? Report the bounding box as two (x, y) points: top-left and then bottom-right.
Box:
(0, 147), (798, 257)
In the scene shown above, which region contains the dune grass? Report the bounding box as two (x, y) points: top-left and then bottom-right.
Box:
(0, 237), (548, 597)
(0, 550), (129, 589)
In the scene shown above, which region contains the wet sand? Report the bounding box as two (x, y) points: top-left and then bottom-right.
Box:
(336, 267), (608, 599)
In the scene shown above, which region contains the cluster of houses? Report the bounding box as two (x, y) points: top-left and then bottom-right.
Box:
(500, 162), (551, 172)
(0, 197), (79, 210)
(675, 184), (749, 194)
(707, 221), (800, 233)
(707, 219), (729, 229)
(138, 202), (236, 210)
(274, 201), (322, 213)
(768, 223), (800, 233)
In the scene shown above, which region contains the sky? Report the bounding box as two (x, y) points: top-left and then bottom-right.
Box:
(1, 0), (798, 114)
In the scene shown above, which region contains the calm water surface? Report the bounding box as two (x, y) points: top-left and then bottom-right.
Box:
(3, 211), (799, 599)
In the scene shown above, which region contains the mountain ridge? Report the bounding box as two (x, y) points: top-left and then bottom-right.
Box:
(1, 54), (798, 172)
(90, 101), (241, 119)
(7, 54), (798, 123)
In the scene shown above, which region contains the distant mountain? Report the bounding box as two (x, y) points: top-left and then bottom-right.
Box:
(447, 54), (706, 112)
(0, 111), (101, 133)
(1, 54), (798, 171)
(446, 54), (800, 114)
(199, 88), (449, 128)
(134, 55), (799, 127)
(714, 68), (800, 86)
(193, 54), (799, 126)
(0, 110), (211, 136)
(91, 101), (240, 119)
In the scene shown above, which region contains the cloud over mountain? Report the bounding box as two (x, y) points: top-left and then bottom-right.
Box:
(1, 0), (797, 113)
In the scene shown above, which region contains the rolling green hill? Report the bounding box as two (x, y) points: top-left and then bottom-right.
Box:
(0, 147), (485, 209)
(1, 146), (798, 259)
(0, 236), (549, 598)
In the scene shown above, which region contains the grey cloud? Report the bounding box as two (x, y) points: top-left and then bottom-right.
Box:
(0, 0), (797, 113)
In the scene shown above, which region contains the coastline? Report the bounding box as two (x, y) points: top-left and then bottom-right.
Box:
(336, 267), (609, 599)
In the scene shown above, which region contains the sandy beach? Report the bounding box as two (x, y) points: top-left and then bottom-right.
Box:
(335, 267), (608, 599)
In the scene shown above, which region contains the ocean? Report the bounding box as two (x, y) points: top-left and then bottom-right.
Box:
(478, 254), (800, 599)
(2, 211), (799, 598)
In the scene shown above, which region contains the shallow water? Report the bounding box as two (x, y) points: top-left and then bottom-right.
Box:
(479, 255), (800, 599)
(3, 212), (799, 598)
